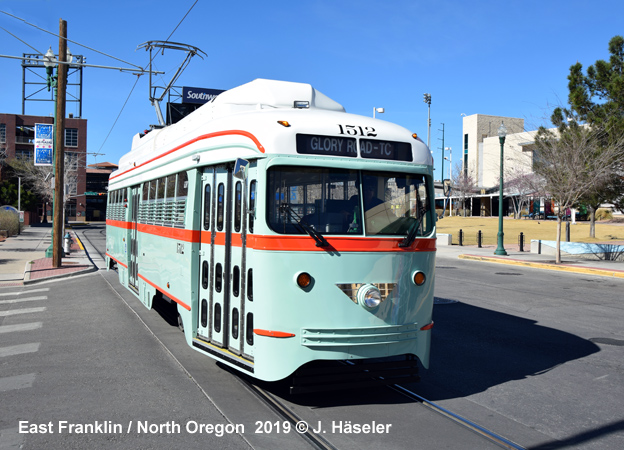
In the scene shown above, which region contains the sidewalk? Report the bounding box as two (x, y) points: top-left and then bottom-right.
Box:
(0, 224), (96, 287)
(437, 242), (624, 278)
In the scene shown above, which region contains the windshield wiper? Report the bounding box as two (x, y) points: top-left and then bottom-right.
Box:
(279, 203), (329, 247)
(399, 208), (427, 248)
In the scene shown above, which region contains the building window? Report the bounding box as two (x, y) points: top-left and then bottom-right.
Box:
(0, 124), (6, 143)
(65, 128), (78, 147)
(65, 152), (80, 171)
(16, 149), (33, 161)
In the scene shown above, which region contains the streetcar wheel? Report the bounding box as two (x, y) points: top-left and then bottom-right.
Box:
(177, 313), (184, 333)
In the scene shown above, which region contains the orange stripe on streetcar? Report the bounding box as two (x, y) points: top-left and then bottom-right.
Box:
(137, 274), (191, 311)
(254, 329), (296, 338)
(420, 322), (434, 331)
(106, 253), (128, 269)
(110, 130), (265, 181)
(108, 221), (436, 253)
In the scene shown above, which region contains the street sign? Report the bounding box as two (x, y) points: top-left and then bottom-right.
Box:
(443, 179), (452, 196)
(34, 123), (53, 166)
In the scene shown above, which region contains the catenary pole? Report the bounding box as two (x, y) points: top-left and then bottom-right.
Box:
(53, 18), (67, 268)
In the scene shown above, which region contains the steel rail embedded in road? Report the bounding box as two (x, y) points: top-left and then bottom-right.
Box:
(389, 384), (526, 450)
(232, 373), (338, 450)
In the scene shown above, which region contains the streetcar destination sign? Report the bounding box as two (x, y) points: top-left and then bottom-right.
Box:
(296, 134), (357, 157)
(359, 138), (413, 162)
(296, 134), (412, 161)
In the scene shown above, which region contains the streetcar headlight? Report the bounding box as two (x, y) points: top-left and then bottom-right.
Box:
(358, 284), (382, 309)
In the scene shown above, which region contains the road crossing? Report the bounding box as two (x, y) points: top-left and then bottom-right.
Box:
(0, 286), (48, 450)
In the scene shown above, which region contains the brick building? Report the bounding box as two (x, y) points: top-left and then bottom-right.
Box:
(0, 113), (87, 221)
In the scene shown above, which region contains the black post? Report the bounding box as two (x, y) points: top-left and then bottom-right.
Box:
(519, 232), (524, 252)
(459, 229), (463, 246)
(477, 230), (482, 248)
(566, 221), (571, 242)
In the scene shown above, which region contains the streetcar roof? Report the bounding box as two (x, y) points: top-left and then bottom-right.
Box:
(112, 79), (431, 183)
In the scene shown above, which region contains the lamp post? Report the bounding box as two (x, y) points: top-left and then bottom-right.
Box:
(373, 107), (384, 118)
(494, 122), (507, 256)
(42, 19), (72, 268)
(444, 147), (452, 216)
(423, 93), (431, 149)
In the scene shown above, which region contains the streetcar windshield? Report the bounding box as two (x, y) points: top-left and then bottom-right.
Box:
(267, 166), (432, 237)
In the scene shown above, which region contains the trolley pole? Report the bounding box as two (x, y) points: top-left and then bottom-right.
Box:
(53, 19), (68, 268)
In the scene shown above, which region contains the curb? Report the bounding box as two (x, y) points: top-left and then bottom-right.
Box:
(458, 254), (624, 279)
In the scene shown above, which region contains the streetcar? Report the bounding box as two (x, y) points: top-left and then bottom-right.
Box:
(105, 79), (436, 389)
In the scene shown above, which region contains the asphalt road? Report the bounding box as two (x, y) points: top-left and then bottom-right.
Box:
(2, 224), (623, 449)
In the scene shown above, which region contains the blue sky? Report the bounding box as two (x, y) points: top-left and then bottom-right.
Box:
(1, 0), (623, 181)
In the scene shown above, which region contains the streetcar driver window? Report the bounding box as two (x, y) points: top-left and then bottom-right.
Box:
(267, 166), (361, 235)
(360, 171), (432, 237)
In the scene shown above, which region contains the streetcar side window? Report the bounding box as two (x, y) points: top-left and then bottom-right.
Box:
(246, 313), (254, 346)
(177, 171), (188, 197)
(203, 185), (211, 230)
(216, 183), (224, 231)
(142, 183), (148, 201)
(149, 179), (156, 201)
(166, 174), (176, 200)
(247, 268), (253, 301)
(234, 181), (242, 233)
(249, 180), (256, 233)
(233, 265), (240, 297)
(215, 263), (223, 292)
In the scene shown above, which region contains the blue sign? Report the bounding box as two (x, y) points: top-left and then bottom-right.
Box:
(182, 87), (225, 104)
(34, 123), (53, 166)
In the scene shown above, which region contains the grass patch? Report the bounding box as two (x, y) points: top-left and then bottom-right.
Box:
(435, 216), (624, 246)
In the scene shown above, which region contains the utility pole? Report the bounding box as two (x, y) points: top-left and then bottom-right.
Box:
(53, 19), (68, 268)
(438, 123), (445, 183)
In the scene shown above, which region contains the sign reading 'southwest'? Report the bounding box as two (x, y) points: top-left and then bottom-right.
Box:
(34, 123), (53, 166)
(182, 87), (225, 104)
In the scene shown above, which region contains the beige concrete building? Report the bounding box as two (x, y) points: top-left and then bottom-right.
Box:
(461, 114), (531, 188)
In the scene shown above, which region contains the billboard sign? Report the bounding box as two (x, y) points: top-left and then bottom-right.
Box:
(181, 87), (224, 104)
(34, 123), (53, 166)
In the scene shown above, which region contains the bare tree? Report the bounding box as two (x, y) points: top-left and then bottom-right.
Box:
(533, 123), (624, 263)
(505, 162), (547, 219)
(451, 163), (477, 217)
(8, 152), (85, 213)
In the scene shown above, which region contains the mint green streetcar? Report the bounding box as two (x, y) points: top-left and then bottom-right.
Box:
(106, 79), (436, 392)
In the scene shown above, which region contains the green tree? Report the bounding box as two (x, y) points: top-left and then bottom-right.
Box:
(563, 35), (624, 235)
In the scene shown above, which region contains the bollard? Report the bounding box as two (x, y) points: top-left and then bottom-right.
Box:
(565, 221), (570, 242)
(63, 232), (72, 255)
(477, 230), (483, 248)
(459, 229), (464, 246)
(519, 232), (525, 252)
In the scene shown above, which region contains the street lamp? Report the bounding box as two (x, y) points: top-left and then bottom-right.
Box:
(444, 147), (452, 217)
(373, 107), (384, 118)
(423, 93), (431, 149)
(494, 121), (508, 256)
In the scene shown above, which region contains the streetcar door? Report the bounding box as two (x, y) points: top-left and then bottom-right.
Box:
(128, 185), (140, 291)
(198, 168), (216, 342)
(197, 163), (248, 356)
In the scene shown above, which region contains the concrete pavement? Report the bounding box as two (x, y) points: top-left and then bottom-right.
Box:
(1, 226), (624, 288)
(0, 224), (96, 287)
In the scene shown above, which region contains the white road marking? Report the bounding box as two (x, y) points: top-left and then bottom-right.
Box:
(0, 322), (43, 334)
(0, 373), (36, 392)
(0, 307), (46, 317)
(0, 343), (40, 358)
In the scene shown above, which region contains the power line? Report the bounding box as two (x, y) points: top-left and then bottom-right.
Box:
(166, 0), (199, 41)
(0, 10), (144, 70)
(96, 74), (143, 155)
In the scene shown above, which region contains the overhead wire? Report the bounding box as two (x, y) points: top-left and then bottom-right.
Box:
(0, 10), (144, 70)
(97, 0), (200, 154)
